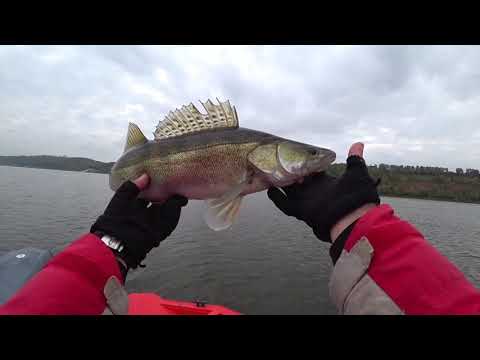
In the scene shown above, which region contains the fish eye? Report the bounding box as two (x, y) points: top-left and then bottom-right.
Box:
(308, 149), (318, 155)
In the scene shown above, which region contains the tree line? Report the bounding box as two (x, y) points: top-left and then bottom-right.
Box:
(371, 164), (480, 177)
(328, 163), (480, 204)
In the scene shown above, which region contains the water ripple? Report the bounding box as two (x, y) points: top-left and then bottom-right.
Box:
(1, 167), (480, 313)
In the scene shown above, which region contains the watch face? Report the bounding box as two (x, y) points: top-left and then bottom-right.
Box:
(102, 235), (123, 252)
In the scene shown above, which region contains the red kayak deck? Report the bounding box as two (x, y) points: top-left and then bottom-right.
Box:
(128, 293), (241, 315)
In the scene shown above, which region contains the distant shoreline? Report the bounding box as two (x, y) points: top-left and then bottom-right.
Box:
(0, 155), (113, 174)
(2, 155), (480, 205)
(381, 194), (480, 206)
(0, 164), (108, 174)
(327, 163), (480, 206)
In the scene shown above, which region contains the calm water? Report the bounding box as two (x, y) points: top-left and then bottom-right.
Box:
(1, 166), (480, 314)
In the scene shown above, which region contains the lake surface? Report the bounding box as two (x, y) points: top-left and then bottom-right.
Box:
(1, 166), (480, 314)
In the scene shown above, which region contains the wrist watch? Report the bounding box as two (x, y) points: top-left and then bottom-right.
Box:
(99, 233), (124, 253)
(95, 232), (129, 276)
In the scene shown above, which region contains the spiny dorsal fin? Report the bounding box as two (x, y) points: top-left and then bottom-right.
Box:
(154, 99), (239, 140)
(124, 122), (148, 152)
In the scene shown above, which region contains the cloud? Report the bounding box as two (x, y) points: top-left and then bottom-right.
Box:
(0, 45), (479, 170)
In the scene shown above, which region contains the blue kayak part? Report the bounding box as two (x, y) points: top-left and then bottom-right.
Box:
(0, 248), (53, 305)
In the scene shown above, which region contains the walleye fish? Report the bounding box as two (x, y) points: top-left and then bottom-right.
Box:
(110, 99), (336, 231)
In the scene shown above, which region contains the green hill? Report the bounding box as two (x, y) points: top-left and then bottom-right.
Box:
(327, 163), (480, 204)
(0, 155), (114, 174)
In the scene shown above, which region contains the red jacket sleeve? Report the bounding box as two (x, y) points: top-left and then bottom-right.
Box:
(332, 204), (480, 314)
(0, 233), (123, 315)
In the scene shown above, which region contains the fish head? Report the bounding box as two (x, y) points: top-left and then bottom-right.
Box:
(277, 141), (336, 177)
(248, 140), (336, 187)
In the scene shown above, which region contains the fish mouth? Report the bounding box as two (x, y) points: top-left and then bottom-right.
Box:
(325, 149), (336, 164)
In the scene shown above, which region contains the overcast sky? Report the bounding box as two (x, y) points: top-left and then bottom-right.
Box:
(1, 45), (480, 170)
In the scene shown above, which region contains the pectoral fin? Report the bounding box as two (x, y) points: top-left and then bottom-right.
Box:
(204, 182), (245, 231)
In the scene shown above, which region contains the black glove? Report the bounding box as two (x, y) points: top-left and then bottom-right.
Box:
(267, 155), (380, 244)
(91, 180), (188, 271)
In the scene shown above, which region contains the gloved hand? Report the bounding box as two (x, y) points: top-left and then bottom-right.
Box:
(267, 142), (380, 244)
(91, 174), (188, 272)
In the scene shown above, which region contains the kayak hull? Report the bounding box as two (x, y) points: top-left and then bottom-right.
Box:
(0, 248), (241, 315)
(128, 293), (241, 315)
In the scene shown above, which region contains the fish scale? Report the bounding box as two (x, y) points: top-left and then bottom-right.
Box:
(145, 143), (256, 197)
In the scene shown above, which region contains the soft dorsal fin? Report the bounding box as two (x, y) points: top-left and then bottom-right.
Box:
(154, 99), (239, 140)
(124, 122), (148, 152)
